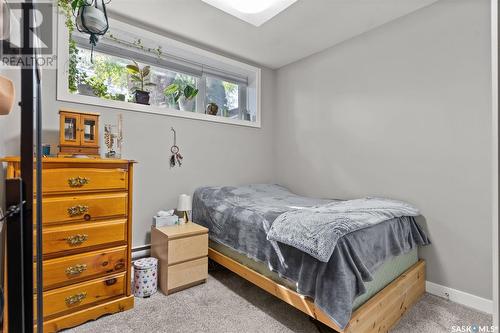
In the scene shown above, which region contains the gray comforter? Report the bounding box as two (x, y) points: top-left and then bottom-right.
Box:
(193, 184), (430, 329)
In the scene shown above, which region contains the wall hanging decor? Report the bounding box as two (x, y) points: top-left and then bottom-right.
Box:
(169, 127), (183, 168)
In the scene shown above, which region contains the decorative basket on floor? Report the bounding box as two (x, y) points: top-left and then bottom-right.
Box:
(133, 257), (158, 298)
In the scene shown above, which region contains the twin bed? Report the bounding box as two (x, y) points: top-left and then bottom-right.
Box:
(193, 184), (429, 333)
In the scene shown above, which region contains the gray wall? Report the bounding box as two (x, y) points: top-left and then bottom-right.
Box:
(0, 67), (275, 248)
(273, 0), (492, 299)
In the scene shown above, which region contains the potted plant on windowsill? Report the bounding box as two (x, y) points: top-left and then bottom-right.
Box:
(164, 83), (199, 112)
(126, 60), (156, 105)
(77, 75), (109, 98)
(76, 70), (93, 96)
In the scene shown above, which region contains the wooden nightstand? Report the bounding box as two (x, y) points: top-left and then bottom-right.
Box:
(151, 222), (208, 295)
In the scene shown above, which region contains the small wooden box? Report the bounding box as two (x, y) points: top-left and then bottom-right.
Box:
(151, 223), (208, 295)
(59, 109), (100, 156)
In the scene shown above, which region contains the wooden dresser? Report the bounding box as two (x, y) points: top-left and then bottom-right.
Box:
(1, 157), (135, 332)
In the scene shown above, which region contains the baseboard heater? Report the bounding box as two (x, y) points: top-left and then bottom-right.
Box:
(132, 244), (151, 260)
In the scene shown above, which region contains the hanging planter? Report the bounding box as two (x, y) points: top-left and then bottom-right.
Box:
(75, 0), (110, 61)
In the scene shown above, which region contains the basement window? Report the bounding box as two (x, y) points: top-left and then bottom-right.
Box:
(57, 17), (261, 128)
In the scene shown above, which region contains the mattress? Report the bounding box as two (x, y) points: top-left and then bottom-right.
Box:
(209, 240), (418, 310)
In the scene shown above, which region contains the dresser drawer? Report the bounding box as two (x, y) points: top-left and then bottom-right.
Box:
(39, 193), (128, 225)
(168, 234), (208, 265)
(40, 168), (127, 194)
(42, 219), (127, 255)
(167, 257), (208, 291)
(37, 246), (127, 290)
(36, 272), (126, 319)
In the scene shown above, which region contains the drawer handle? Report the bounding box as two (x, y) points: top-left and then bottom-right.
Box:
(67, 205), (89, 217)
(114, 260), (125, 271)
(65, 292), (87, 306)
(65, 234), (88, 246)
(68, 177), (90, 188)
(105, 278), (117, 286)
(65, 264), (87, 276)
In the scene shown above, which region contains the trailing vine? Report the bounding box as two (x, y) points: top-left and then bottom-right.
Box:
(109, 34), (163, 60)
(59, 1), (164, 98)
(68, 39), (80, 92)
(58, 0), (76, 92)
(57, 0), (85, 92)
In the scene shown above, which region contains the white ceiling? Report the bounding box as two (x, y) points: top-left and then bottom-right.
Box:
(108, 0), (439, 69)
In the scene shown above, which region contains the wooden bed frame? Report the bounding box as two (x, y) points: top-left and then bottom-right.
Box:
(209, 248), (425, 333)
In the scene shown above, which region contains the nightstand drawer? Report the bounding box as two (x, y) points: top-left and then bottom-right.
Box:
(167, 257), (208, 291)
(41, 219), (127, 255)
(35, 272), (126, 319)
(37, 246), (127, 290)
(39, 192), (128, 225)
(40, 168), (127, 194)
(168, 234), (208, 264)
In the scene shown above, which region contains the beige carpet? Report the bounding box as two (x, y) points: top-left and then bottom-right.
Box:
(66, 267), (492, 333)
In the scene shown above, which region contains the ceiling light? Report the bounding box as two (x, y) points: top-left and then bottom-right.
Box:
(230, 0), (273, 14)
(201, 0), (297, 27)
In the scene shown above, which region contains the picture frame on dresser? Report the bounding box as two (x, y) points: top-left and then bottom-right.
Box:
(1, 157), (136, 332)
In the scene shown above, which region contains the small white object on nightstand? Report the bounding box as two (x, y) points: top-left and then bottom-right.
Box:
(177, 194), (192, 222)
(153, 210), (179, 227)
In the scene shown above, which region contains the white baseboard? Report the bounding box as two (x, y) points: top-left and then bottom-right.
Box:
(426, 281), (493, 314)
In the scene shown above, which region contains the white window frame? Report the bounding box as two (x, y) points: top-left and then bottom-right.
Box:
(56, 15), (261, 128)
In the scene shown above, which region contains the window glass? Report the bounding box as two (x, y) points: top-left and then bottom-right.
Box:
(73, 47), (199, 111)
(83, 119), (95, 141)
(75, 47), (129, 101)
(64, 117), (77, 141)
(205, 77), (239, 118)
(68, 46), (253, 123)
(62, 22), (260, 127)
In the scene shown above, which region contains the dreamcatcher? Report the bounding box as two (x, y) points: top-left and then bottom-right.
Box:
(170, 127), (183, 168)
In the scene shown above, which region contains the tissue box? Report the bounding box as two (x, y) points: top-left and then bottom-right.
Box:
(153, 215), (179, 227)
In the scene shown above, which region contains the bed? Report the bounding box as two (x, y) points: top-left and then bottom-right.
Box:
(193, 184), (430, 333)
